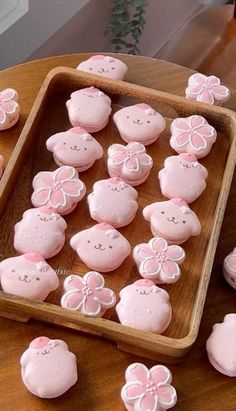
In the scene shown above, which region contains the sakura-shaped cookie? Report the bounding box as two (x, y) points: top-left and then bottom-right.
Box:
(70, 223), (131, 272)
(46, 127), (103, 171)
(116, 279), (172, 334)
(223, 248), (236, 289)
(0, 88), (20, 130)
(14, 207), (67, 259)
(66, 86), (112, 132)
(0, 154), (4, 178)
(170, 115), (217, 159)
(206, 314), (236, 377)
(0, 253), (59, 301)
(20, 336), (78, 398)
(143, 198), (201, 244)
(87, 177), (138, 228)
(107, 142), (153, 186)
(121, 362), (177, 411)
(133, 237), (185, 284)
(31, 166), (86, 215)
(113, 103), (166, 145)
(185, 73), (230, 105)
(61, 271), (116, 317)
(158, 153), (208, 203)
(77, 54), (128, 80)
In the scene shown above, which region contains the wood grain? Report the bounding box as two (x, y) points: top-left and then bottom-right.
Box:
(0, 54), (236, 410)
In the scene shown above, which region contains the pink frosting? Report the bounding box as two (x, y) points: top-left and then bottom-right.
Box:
(135, 103), (152, 110)
(39, 206), (55, 214)
(30, 336), (50, 349)
(83, 86), (99, 93)
(133, 279), (155, 287)
(170, 198), (188, 206)
(95, 222), (114, 231)
(69, 126), (88, 134)
(108, 177), (124, 185)
(179, 153), (197, 162)
(90, 55), (106, 60)
(23, 252), (44, 262)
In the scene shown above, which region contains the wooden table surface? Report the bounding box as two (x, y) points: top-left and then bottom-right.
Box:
(0, 53), (235, 411)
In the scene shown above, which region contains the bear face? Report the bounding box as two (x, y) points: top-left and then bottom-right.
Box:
(14, 207), (67, 259)
(20, 336), (78, 398)
(66, 87), (112, 133)
(0, 253), (59, 301)
(70, 223), (131, 272)
(116, 279), (172, 334)
(77, 55), (128, 80)
(87, 177), (138, 227)
(46, 127), (103, 171)
(158, 153), (208, 203)
(113, 103), (166, 145)
(143, 198), (201, 244)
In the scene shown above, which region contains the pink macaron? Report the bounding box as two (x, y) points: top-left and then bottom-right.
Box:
(185, 73), (230, 106)
(76, 54), (128, 80)
(0, 88), (20, 130)
(223, 248), (236, 289)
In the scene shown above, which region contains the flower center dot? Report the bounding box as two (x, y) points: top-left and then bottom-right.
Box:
(52, 181), (62, 190)
(82, 286), (93, 296)
(154, 251), (166, 262)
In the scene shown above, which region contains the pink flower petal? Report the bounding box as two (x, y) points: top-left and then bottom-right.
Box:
(33, 188), (51, 205)
(157, 384), (176, 407)
(128, 363), (149, 384)
(137, 153), (152, 166)
(83, 295), (101, 315)
(211, 84), (229, 98)
(36, 172), (54, 188)
(66, 275), (85, 291)
(124, 157), (139, 172)
(110, 144), (126, 154)
(0, 108), (6, 124)
(150, 365), (171, 385)
(150, 237), (167, 253)
(174, 131), (190, 147)
(141, 258), (161, 276)
(0, 100), (18, 114)
(128, 142), (145, 153)
(197, 125), (214, 138)
(138, 392), (158, 411)
(0, 88), (16, 101)
(197, 89), (214, 104)
(61, 180), (83, 196)
(96, 288), (115, 307)
(188, 85), (204, 95)
(86, 272), (104, 289)
(111, 152), (126, 165)
(55, 166), (75, 182)
(207, 75), (220, 86)
(190, 115), (205, 129)
(49, 188), (66, 207)
(62, 290), (84, 310)
(165, 245), (185, 262)
(161, 260), (180, 280)
(191, 73), (206, 85)
(190, 132), (207, 150)
(122, 382), (144, 401)
(137, 245), (155, 259)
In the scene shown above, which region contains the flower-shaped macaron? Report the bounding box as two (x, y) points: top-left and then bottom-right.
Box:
(133, 237), (185, 284)
(108, 142), (153, 186)
(185, 73), (230, 105)
(31, 166), (86, 215)
(61, 271), (116, 317)
(0, 88), (20, 130)
(121, 362), (177, 411)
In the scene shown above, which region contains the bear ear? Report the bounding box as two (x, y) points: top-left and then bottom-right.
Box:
(46, 133), (60, 151)
(191, 215), (201, 236)
(143, 203), (158, 220)
(20, 350), (31, 367)
(70, 232), (84, 250)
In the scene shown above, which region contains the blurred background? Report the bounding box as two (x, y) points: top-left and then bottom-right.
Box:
(0, 0), (235, 86)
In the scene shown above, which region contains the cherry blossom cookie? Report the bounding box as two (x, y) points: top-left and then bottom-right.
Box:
(170, 115), (217, 159)
(46, 127), (103, 171)
(70, 223), (131, 272)
(223, 248), (236, 289)
(107, 142), (153, 186)
(0, 88), (20, 130)
(66, 86), (112, 132)
(143, 198), (201, 244)
(116, 279), (172, 334)
(121, 362), (177, 411)
(31, 166), (86, 215)
(87, 177), (138, 228)
(158, 153), (208, 203)
(0, 253), (59, 301)
(0, 154), (4, 178)
(61, 271), (116, 317)
(20, 336), (78, 398)
(76, 54), (128, 80)
(113, 103), (166, 145)
(206, 314), (236, 377)
(185, 73), (230, 105)
(133, 237), (185, 284)
(14, 207), (67, 259)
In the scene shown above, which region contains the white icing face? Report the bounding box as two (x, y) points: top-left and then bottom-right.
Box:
(70, 223), (131, 272)
(20, 336), (78, 398)
(0, 254), (59, 301)
(143, 199), (201, 244)
(46, 128), (103, 170)
(14, 207), (67, 258)
(77, 55), (127, 80)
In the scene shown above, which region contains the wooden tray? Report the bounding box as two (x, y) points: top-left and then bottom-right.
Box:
(0, 67), (235, 363)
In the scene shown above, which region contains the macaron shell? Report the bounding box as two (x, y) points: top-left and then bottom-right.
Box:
(77, 55), (127, 80)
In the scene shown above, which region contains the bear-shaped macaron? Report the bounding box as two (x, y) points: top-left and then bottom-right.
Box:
(76, 54), (128, 80)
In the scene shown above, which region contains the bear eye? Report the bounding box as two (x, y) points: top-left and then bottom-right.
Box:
(63, 142), (66, 145)
(111, 67), (115, 70)
(84, 147), (87, 151)
(126, 116), (130, 119)
(87, 240), (91, 243)
(109, 245), (113, 249)
(147, 120), (151, 124)
(183, 220), (186, 224)
(161, 211), (165, 214)
(36, 277), (40, 281)
(89, 68), (93, 70)
(11, 269), (16, 272)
